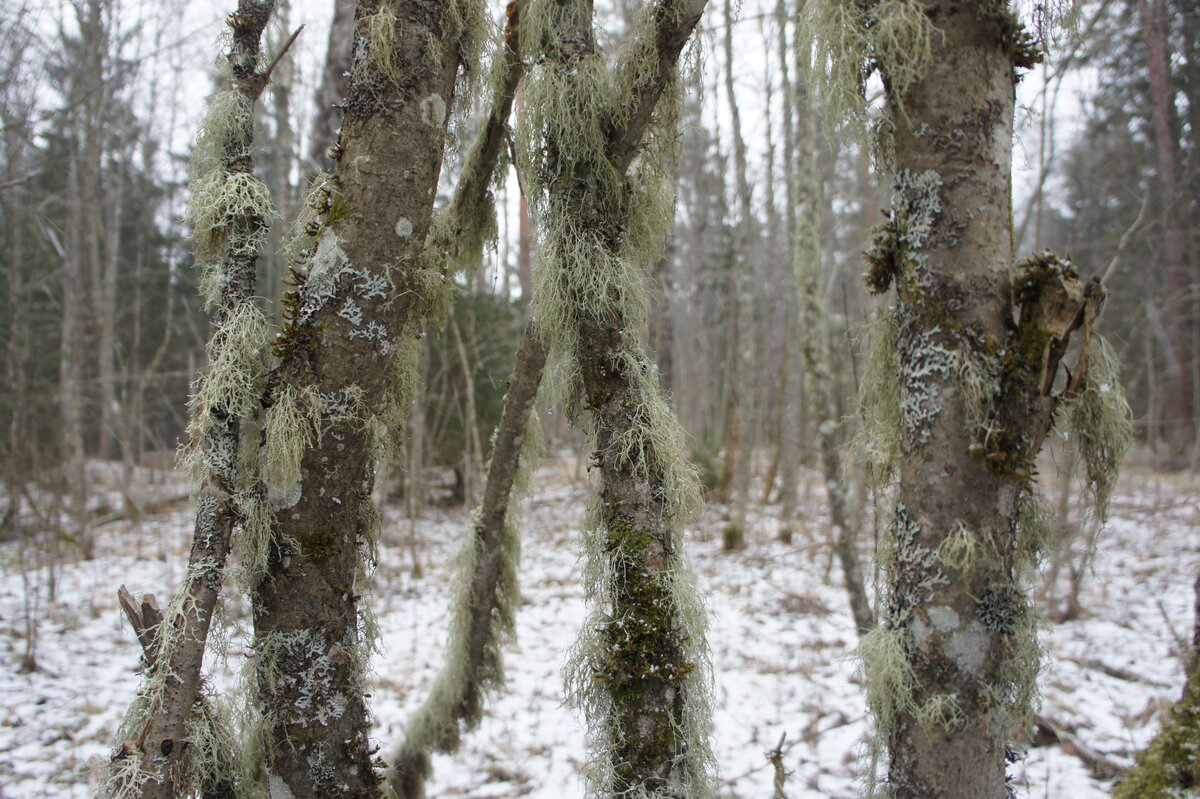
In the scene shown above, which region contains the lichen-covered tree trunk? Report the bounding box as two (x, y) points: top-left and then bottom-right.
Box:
(790, 29), (872, 635)
(1113, 565), (1200, 796)
(806, 2), (1129, 796)
(517, 0), (712, 793)
(388, 320), (546, 799)
(250, 0), (482, 794)
(387, 10), (542, 792)
(100, 4), (278, 796)
(877, 15), (1030, 793)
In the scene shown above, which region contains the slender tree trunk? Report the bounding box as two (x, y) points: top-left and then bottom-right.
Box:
(791, 30), (872, 635)
(101, 4), (279, 798)
(518, 0), (712, 792)
(308, 0), (356, 174)
(98, 170), (124, 465)
(1140, 0), (1193, 456)
(265, 1), (297, 300)
(723, 0), (756, 548)
(774, 0), (801, 540)
(387, 321), (547, 799)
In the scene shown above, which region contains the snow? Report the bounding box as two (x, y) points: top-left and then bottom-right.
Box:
(0, 454), (1197, 798)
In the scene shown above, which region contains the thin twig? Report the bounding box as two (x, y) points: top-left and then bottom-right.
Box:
(262, 25), (304, 86)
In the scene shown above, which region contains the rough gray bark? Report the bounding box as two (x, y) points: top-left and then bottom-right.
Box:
(519, 0), (712, 792)
(858, 5), (1108, 797)
(251, 0), (479, 794)
(102, 5), (278, 798)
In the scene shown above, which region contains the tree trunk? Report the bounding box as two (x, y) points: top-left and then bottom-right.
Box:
(518, 0), (712, 792)
(250, 0), (481, 794)
(722, 0), (756, 549)
(100, 3), (278, 798)
(1139, 0), (1193, 457)
(838, 4), (1119, 796)
(308, 0), (356, 174)
(791, 28), (872, 635)
(387, 320), (547, 799)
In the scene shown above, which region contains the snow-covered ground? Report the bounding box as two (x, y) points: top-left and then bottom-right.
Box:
(1, 453), (1196, 798)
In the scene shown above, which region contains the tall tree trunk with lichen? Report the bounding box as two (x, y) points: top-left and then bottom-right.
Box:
(517, 0), (713, 793)
(99, 3), (279, 797)
(807, 1), (1132, 795)
(386, 8), (546, 793)
(387, 322), (546, 799)
(249, 0), (484, 794)
(792, 30), (872, 636)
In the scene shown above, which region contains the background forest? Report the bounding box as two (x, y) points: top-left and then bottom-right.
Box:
(1, 0), (1199, 796)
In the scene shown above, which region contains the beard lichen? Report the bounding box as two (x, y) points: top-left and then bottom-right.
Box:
(386, 412), (545, 799)
(564, 494), (714, 799)
(804, 0), (939, 143)
(1064, 334), (1132, 523)
(262, 385), (320, 510)
(850, 307), (902, 489)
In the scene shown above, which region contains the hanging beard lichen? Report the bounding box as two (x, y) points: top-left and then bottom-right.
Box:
(1064, 334), (1133, 521)
(803, 0), (938, 147)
